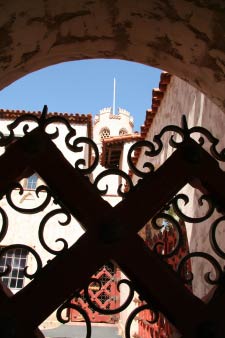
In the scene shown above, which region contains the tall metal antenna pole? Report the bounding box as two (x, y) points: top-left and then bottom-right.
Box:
(113, 77), (116, 115)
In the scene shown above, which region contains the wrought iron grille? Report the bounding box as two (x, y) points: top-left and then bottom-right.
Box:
(0, 107), (224, 337)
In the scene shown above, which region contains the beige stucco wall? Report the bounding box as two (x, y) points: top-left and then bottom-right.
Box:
(134, 75), (225, 299)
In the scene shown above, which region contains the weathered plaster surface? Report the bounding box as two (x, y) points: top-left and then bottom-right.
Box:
(134, 75), (225, 299)
(0, 0), (224, 112)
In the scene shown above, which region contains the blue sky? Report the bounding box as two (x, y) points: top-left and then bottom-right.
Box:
(0, 59), (161, 131)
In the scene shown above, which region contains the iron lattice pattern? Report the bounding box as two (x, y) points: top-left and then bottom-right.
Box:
(0, 108), (224, 337)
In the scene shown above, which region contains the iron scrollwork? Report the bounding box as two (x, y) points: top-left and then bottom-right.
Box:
(39, 207), (71, 255)
(66, 136), (99, 174)
(0, 207), (8, 243)
(127, 140), (157, 178)
(40, 108), (99, 175)
(57, 298), (91, 338)
(6, 184), (52, 214)
(0, 106), (99, 175)
(171, 194), (215, 223)
(94, 169), (133, 196)
(0, 114), (40, 147)
(209, 216), (225, 259)
(127, 116), (225, 181)
(125, 303), (159, 338)
(188, 126), (225, 162)
(177, 252), (223, 286)
(154, 115), (225, 162)
(151, 211), (183, 258)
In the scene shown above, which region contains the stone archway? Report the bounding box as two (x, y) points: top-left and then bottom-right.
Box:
(0, 3), (225, 337)
(0, 0), (224, 111)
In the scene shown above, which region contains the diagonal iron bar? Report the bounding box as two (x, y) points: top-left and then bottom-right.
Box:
(0, 128), (225, 337)
(0, 138), (34, 197)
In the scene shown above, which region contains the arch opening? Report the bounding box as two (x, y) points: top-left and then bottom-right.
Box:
(0, 0), (224, 112)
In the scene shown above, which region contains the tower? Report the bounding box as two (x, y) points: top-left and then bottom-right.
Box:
(93, 107), (134, 146)
(92, 107), (134, 202)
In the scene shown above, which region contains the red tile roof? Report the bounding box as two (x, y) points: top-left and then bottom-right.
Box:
(130, 71), (171, 177)
(140, 72), (171, 140)
(0, 109), (93, 138)
(102, 133), (142, 145)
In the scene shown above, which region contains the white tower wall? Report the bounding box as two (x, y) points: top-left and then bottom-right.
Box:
(93, 107), (134, 146)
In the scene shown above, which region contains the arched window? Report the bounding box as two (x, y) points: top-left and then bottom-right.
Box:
(119, 128), (128, 136)
(100, 127), (110, 140)
(0, 247), (28, 289)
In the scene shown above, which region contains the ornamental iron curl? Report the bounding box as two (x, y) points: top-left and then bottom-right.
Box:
(0, 106), (99, 176)
(177, 252), (223, 285)
(0, 106), (77, 146)
(151, 212), (183, 258)
(39, 208), (71, 255)
(128, 116), (225, 178)
(171, 194), (215, 223)
(42, 116), (99, 174)
(66, 137), (99, 174)
(42, 115), (76, 140)
(94, 169), (133, 196)
(57, 298), (91, 338)
(188, 126), (225, 162)
(6, 184), (52, 214)
(209, 216), (225, 259)
(125, 303), (159, 338)
(0, 113), (40, 147)
(0, 207), (8, 243)
(127, 140), (156, 178)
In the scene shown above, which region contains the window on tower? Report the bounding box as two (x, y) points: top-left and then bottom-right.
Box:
(100, 127), (110, 141)
(119, 128), (128, 136)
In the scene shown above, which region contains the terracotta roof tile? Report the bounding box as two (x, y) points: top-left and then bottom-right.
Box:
(102, 133), (142, 145)
(129, 71), (171, 178)
(0, 109), (92, 123)
(0, 108), (93, 137)
(139, 72), (171, 140)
